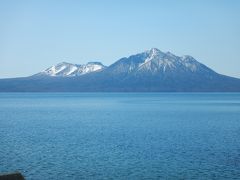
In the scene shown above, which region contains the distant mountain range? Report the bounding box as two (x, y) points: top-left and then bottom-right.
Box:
(1, 48), (240, 92)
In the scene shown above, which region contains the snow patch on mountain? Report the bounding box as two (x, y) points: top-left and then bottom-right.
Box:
(39, 62), (106, 77)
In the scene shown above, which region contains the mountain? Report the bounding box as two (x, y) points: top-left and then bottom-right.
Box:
(105, 48), (215, 77)
(0, 48), (240, 92)
(35, 62), (106, 77)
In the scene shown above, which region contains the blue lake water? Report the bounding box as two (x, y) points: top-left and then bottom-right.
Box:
(0, 93), (240, 179)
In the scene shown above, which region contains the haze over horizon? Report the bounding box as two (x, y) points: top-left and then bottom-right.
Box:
(1, 0), (240, 78)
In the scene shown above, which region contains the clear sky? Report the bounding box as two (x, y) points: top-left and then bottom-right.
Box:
(0, 0), (240, 78)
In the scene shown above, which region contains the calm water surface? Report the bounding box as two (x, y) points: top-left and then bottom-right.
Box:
(0, 93), (240, 179)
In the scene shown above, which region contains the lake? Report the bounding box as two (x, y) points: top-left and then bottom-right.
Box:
(0, 93), (240, 179)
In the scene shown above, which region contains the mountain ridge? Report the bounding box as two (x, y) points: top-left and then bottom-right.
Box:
(35, 61), (106, 77)
(0, 48), (240, 92)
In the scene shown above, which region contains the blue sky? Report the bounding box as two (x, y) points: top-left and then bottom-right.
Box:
(0, 0), (240, 78)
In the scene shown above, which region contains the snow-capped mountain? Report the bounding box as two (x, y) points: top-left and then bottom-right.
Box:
(35, 48), (215, 78)
(1, 48), (240, 92)
(37, 62), (106, 77)
(107, 48), (215, 78)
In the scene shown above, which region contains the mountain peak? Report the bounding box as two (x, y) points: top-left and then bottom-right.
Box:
(147, 48), (164, 55)
(107, 48), (217, 76)
(37, 61), (106, 77)
(150, 47), (160, 52)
